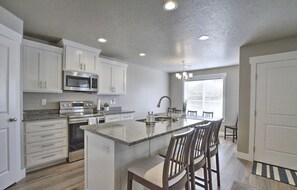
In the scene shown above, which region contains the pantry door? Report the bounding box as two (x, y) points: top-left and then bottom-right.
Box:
(0, 28), (22, 189)
(253, 51), (297, 170)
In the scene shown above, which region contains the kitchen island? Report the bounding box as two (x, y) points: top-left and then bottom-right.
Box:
(81, 117), (204, 190)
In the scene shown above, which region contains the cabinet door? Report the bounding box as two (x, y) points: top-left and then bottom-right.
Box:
(83, 50), (97, 73)
(43, 50), (62, 93)
(98, 62), (112, 94)
(112, 66), (126, 94)
(22, 46), (43, 92)
(65, 46), (82, 71)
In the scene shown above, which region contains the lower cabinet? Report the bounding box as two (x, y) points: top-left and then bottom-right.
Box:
(24, 119), (68, 169)
(105, 113), (134, 123)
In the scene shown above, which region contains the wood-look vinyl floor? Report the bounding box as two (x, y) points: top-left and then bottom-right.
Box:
(7, 137), (297, 190)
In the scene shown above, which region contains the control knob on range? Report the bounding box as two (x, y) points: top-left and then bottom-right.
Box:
(68, 104), (71, 107)
(63, 104), (67, 107)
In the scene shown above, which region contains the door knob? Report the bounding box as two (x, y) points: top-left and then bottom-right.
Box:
(9, 117), (17, 122)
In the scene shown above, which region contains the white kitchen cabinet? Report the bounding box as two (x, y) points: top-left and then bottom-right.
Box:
(22, 39), (63, 93)
(24, 119), (68, 169)
(98, 57), (128, 95)
(105, 114), (121, 123)
(105, 113), (134, 123)
(120, 113), (134, 121)
(59, 39), (100, 73)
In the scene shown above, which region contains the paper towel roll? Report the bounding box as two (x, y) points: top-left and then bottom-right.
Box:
(97, 98), (101, 111)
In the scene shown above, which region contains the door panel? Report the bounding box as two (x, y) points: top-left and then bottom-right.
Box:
(43, 50), (62, 92)
(65, 46), (81, 71)
(0, 35), (19, 189)
(254, 59), (297, 170)
(22, 46), (42, 91)
(83, 50), (97, 73)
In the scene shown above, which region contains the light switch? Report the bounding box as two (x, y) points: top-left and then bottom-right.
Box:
(41, 99), (47, 106)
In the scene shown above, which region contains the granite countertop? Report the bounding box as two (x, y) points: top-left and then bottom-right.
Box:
(23, 109), (135, 122)
(80, 118), (204, 146)
(23, 109), (67, 122)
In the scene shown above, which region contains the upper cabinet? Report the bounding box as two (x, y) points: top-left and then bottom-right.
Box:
(58, 39), (101, 73)
(22, 39), (63, 93)
(98, 57), (128, 95)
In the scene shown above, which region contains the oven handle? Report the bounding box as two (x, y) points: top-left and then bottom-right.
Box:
(69, 118), (89, 124)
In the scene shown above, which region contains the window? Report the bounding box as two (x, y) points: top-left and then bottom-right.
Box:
(184, 73), (226, 118)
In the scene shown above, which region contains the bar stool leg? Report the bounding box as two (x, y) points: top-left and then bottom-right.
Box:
(232, 129), (235, 143)
(203, 164), (208, 190)
(127, 171), (133, 190)
(207, 155), (213, 190)
(224, 127), (226, 139)
(216, 153), (221, 187)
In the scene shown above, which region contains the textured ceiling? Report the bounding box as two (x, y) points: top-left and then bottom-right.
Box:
(1, 0), (297, 72)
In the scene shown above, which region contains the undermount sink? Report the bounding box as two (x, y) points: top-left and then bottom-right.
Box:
(136, 116), (178, 123)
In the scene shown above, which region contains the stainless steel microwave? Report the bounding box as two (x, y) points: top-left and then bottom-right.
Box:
(63, 71), (98, 92)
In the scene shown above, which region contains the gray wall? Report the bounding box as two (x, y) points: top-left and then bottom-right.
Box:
(169, 65), (239, 129)
(238, 36), (297, 154)
(24, 62), (169, 119)
(0, 5), (23, 34)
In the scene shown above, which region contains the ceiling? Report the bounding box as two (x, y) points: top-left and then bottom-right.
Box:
(1, 0), (297, 72)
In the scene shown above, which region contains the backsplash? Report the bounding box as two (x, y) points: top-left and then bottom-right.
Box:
(23, 92), (120, 110)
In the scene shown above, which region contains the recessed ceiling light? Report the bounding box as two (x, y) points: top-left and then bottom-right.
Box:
(199, 35), (210, 40)
(98, 38), (107, 43)
(163, 0), (178, 11)
(139, 53), (146, 56)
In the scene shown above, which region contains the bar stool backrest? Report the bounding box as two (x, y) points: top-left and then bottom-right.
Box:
(209, 118), (224, 148)
(163, 128), (194, 189)
(191, 122), (212, 161)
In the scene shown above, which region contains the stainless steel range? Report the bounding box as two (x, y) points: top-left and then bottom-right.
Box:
(60, 101), (105, 162)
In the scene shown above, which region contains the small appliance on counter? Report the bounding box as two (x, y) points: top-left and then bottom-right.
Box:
(59, 101), (105, 162)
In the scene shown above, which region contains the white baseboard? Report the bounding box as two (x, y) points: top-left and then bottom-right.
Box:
(236, 151), (252, 161)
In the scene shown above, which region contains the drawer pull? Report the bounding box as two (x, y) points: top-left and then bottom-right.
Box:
(41, 134), (55, 138)
(40, 125), (55, 128)
(41, 154), (56, 159)
(41, 143), (55, 148)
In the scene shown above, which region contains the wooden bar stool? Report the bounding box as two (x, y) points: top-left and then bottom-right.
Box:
(207, 118), (223, 190)
(187, 110), (197, 116)
(127, 129), (194, 190)
(189, 122), (212, 190)
(202, 111), (213, 118)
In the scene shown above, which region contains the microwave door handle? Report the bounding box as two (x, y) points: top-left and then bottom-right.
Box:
(90, 77), (92, 90)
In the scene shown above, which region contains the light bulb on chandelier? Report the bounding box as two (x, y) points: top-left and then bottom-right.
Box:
(175, 60), (193, 80)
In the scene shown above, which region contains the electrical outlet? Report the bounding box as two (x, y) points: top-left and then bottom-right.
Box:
(41, 99), (47, 106)
(110, 98), (116, 105)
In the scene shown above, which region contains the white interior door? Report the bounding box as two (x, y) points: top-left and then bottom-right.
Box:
(254, 57), (297, 170)
(0, 35), (20, 189)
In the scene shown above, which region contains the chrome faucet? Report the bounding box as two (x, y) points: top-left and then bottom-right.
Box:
(157, 96), (172, 117)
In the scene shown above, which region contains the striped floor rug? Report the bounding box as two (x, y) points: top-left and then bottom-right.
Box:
(252, 161), (297, 186)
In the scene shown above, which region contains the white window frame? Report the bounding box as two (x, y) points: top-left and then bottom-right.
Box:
(183, 73), (227, 118)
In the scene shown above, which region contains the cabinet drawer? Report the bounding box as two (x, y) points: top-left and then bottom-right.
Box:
(105, 114), (120, 123)
(120, 113), (134, 121)
(26, 147), (67, 168)
(25, 119), (67, 133)
(26, 128), (67, 143)
(26, 138), (67, 154)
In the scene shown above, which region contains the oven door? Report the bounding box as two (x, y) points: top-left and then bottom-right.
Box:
(68, 118), (88, 162)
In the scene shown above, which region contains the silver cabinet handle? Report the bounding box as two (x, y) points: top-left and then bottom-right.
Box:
(80, 63), (83, 70)
(41, 154), (56, 159)
(41, 143), (55, 148)
(45, 81), (47, 89)
(39, 81), (43, 89)
(43, 81), (46, 89)
(9, 117), (17, 122)
(40, 124), (54, 128)
(41, 134), (55, 138)
(84, 64), (86, 70)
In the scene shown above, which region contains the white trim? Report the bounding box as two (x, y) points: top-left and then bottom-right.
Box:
(250, 51), (297, 65)
(236, 151), (252, 161)
(99, 56), (128, 68)
(22, 39), (63, 53)
(16, 169), (26, 182)
(58, 39), (101, 54)
(248, 50), (297, 163)
(0, 23), (22, 43)
(186, 73), (227, 81)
